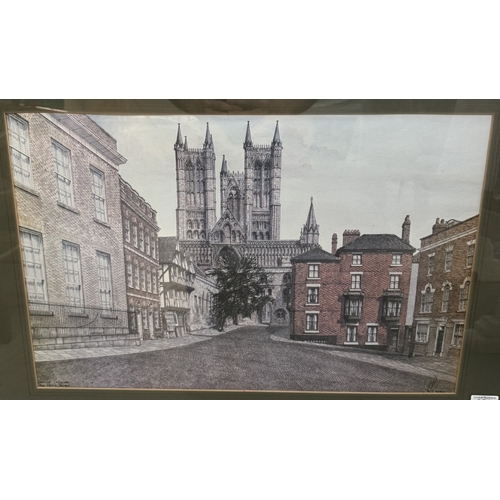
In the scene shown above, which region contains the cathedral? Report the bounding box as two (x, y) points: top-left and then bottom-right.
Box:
(174, 121), (320, 325)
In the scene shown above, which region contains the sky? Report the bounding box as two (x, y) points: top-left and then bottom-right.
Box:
(91, 114), (492, 250)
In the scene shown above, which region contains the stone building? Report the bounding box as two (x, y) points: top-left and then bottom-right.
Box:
(410, 215), (478, 357)
(173, 121), (320, 325)
(190, 265), (217, 332)
(291, 217), (415, 350)
(120, 177), (161, 340)
(158, 237), (195, 337)
(7, 112), (140, 349)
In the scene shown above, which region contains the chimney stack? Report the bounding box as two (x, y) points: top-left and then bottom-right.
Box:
(343, 229), (361, 246)
(432, 218), (447, 234)
(331, 233), (338, 254)
(402, 215), (411, 244)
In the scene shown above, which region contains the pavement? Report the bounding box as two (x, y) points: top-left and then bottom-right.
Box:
(34, 324), (459, 384)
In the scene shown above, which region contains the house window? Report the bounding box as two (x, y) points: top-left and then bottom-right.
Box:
(441, 284), (451, 312)
(308, 264), (319, 278)
(466, 241), (475, 268)
(383, 300), (401, 318)
(152, 272), (157, 294)
(132, 224), (138, 247)
(141, 308), (148, 330)
(352, 254), (362, 266)
(62, 242), (84, 311)
(428, 255), (435, 275)
(350, 274), (361, 290)
(416, 323), (429, 343)
(458, 280), (470, 311)
(140, 266), (146, 291)
(146, 267), (152, 292)
(97, 252), (113, 310)
(126, 261), (133, 288)
(391, 254), (402, 265)
(452, 324), (464, 347)
(20, 230), (48, 304)
(52, 141), (74, 207)
(345, 297), (362, 317)
(306, 313), (318, 331)
(421, 286), (434, 313)
(133, 261), (139, 289)
(444, 246), (454, 271)
(90, 167), (107, 223)
(7, 114), (33, 188)
(145, 232), (150, 255)
(347, 326), (358, 342)
(139, 227), (144, 251)
(389, 274), (400, 289)
(367, 326), (378, 342)
(151, 238), (156, 258)
(124, 218), (131, 243)
(154, 309), (160, 329)
(307, 287), (319, 304)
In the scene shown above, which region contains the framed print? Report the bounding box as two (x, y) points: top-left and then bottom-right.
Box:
(2, 99), (500, 399)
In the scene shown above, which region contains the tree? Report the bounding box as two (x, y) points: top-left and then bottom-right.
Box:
(207, 254), (274, 331)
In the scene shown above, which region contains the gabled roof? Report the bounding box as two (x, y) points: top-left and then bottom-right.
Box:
(291, 247), (338, 263)
(337, 234), (415, 253)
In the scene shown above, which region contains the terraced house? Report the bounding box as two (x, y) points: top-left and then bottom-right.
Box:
(410, 215), (478, 357)
(8, 113), (140, 349)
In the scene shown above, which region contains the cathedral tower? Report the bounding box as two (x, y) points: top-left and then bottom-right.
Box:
(243, 121), (282, 241)
(175, 123), (217, 241)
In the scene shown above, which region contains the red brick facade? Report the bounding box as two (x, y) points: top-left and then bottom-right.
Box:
(411, 215), (478, 357)
(291, 218), (415, 351)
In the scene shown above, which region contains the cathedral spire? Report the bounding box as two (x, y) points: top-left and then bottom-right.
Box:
(175, 123), (183, 147)
(300, 197), (319, 245)
(244, 121), (253, 147)
(203, 122), (211, 148)
(272, 120), (281, 146)
(184, 136), (188, 150)
(221, 155), (228, 174)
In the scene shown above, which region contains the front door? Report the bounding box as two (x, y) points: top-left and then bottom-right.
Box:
(435, 326), (444, 355)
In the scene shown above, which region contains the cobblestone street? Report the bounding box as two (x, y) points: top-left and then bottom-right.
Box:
(35, 325), (459, 393)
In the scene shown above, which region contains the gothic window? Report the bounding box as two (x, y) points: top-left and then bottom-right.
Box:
(187, 220), (192, 229)
(194, 230), (199, 239)
(187, 230), (192, 239)
(200, 231), (206, 239)
(420, 285), (434, 313)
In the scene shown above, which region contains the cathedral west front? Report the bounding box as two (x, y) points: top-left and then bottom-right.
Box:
(174, 120), (321, 325)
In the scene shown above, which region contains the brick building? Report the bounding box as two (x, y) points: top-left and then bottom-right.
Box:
(7, 112), (140, 349)
(120, 177), (161, 340)
(410, 215), (478, 357)
(291, 216), (415, 350)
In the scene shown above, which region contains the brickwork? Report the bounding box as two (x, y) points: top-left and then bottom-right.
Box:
(10, 112), (138, 349)
(411, 215), (478, 357)
(120, 177), (161, 340)
(291, 219), (415, 350)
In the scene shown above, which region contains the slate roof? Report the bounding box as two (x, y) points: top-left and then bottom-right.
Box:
(291, 247), (339, 263)
(158, 236), (178, 263)
(337, 234), (415, 253)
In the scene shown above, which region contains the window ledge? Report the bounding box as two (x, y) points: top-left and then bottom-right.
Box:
(304, 330), (319, 334)
(350, 264), (362, 267)
(15, 182), (40, 197)
(101, 313), (118, 320)
(365, 342), (379, 345)
(306, 303), (320, 306)
(57, 201), (79, 214)
(344, 342), (359, 345)
(94, 218), (110, 228)
(29, 309), (54, 316)
(68, 312), (89, 318)
(390, 264), (403, 267)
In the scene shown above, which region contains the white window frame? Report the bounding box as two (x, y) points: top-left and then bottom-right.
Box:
(124, 217), (131, 243)
(90, 166), (108, 223)
(451, 323), (464, 347)
(306, 285), (320, 304)
(305, 312), (319, 332)
(7, 114), (33, 189)
(350, 273), (362, 290)
(20, 229), (48, 306)
(346, 325), (358, 343)
(427, 253), (435, 276)
(308, 263), (319, 279)
(441, 281), (452, 312)
(62, 241), (84, 311)
(391, 253), (402, 266)
(367, 325), (378, 343)
(458, 278), (470, 312)
(126, 261), (133, 288)
(415, 323), (429, 343)
(389, 273), (401, 290)
(352, 253), (362, 266)
(466, 240), (475, 268)
(52, 140), (75, 208)
(420, 284), (435, 313)
(97, 252), (113, 310)
(345, 296), (362, 317)
(444, 245), (454, 272)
